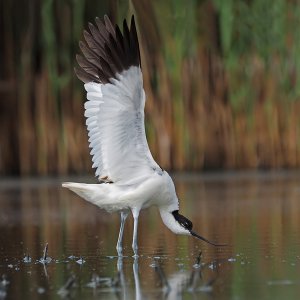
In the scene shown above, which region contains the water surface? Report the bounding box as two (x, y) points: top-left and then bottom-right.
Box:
(1, 172), (300, 299)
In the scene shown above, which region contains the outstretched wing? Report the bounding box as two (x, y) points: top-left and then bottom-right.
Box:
(75, 15), (162, 185)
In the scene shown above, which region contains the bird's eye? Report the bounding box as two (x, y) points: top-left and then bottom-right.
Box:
(182, 219), (193, 230)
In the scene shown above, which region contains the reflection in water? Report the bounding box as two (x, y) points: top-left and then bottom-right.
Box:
(133, 258), (142, 300)
(1, 173), (300, 299)
(83, 255), (219, 300)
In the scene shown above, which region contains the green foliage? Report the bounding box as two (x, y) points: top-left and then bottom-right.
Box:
(213, 0), (297, 113)
(1, 0), (300, 175)
(156, 0), (197, 69)
(215, 0), (287, 61)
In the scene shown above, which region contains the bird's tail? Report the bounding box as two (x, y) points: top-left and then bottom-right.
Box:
(62, 182), (97, 203)
(62, 182), (123, 211)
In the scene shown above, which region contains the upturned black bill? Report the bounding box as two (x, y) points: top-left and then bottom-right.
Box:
(190, 230), (227, 247)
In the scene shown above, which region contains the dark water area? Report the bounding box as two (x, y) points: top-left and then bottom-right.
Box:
(1, 172), (300, 299)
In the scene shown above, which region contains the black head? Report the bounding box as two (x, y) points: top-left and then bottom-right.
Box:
(172, 210), (193, 231)
(172, 210), (227, 247)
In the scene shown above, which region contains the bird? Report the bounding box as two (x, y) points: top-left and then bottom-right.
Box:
(62, 15), (224, 256)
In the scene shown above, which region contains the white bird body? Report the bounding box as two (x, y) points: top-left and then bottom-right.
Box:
(63, 15), (223, 256)
(63, 170), (179, 214)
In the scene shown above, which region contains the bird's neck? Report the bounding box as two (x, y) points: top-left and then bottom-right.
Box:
(159, 207), (189, 235)
(159, 200), (185, 235)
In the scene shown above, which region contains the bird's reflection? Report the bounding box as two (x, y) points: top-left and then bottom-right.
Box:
(133, 258), (142, 300)
(111, 254), (219, 300)
(116, 256), (128, 300)
(37, 252), (220, 299)
(115, 256), (143, 300)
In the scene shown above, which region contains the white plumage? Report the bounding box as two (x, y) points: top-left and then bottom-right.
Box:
(84, 67), (162, 184)
(63, 15), (223, 256)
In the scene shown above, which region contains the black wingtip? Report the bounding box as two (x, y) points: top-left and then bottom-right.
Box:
(74, 67), (92, 84)
(131, 15), (135, 25)
(75, 14), (140, 84)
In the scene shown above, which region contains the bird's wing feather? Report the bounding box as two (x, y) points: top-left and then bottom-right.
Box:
(76, 15), (162, 184)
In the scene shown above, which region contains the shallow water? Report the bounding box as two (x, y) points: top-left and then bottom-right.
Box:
(1, 172), (300, 299)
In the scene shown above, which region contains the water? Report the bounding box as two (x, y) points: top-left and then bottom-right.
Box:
(1, 172), (300, 299)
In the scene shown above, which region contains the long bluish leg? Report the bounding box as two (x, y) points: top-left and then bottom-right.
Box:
(131, 208), (140, 257)
(116, 211), (129, 256)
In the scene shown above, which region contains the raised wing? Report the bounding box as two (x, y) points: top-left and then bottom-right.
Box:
(75, 15), (162, 184)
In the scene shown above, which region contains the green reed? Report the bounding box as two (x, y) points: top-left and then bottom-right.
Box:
(0, 0), (300, 175)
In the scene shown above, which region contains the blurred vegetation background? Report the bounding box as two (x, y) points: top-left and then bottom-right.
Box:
(1, 0), (300, 176)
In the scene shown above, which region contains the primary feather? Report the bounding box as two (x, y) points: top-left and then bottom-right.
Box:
(75, 16), (162, 185)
